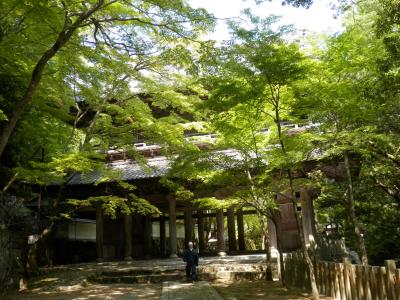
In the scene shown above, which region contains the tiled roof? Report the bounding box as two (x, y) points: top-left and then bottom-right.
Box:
(67, 149), (249, 185)
(67, 156), (171, 185)
(66, 146), (321, 186)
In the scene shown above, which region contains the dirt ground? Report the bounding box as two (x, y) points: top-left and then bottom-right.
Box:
(0, 259), (332, 300)
(1, 264), (162, 300)
(3, 281), (333, 300)
(213, 281), (333, 300)
(3, 283), (162, 300)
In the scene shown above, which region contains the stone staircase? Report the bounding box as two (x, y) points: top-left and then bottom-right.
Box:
(88, 269), (184, 284)
(87, 262), (270, 284)
(198, 263), (268, 282)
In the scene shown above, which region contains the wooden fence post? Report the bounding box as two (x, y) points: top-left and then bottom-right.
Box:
(327, 262), (331, 296)
(363, 266), (372, 300)
(329, 262), (334, 298)
(288, 253), (291, 286)
(321, 261), (326, 295)
(328, 262), (333, 297)
(378, 266), (387, 300)
(317, 261), (322, 293)
(395, 269), (400, 300)
(370, 267), (378, 300)
(343, 258), (353, 300)
(295, 252), (300, 288)
(334, 263), (341, 299)
(350, 264), (358, 300)
(356, 265), (364, 300)
(385, 260), (396, 300)
(339, 262), (346, 300)
(285, 253), (288, 287)
(285, 255), (399, 300)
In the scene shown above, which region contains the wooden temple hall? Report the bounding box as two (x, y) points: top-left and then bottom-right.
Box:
(50, 144), (318, 263)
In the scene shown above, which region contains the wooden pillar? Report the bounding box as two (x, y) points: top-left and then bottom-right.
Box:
(216, 209), (226, 256)
(184, 207), (193, 246)
(197, 210), (206, 254)
(123, 214), (133, 261)
(300, 188), (316, 247)
(237, 209), (245, 251)
(143, 215), (152, 259)
(268, 217), (279, 261)
(96, 206), (104, 261)
(227, 207), (237, 252)
(159, 214), (166, 257)
(168, 196), (178, 258)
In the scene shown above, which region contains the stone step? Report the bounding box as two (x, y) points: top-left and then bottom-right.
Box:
(100, 269), (153, 276)
(89, 272), (184, 284)
(89, 270), (267, 284)
(200, 271), (266, 282)
(199, 265), (266, 272)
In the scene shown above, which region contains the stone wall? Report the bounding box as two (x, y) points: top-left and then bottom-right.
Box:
(0, 227), (23, 291)
(0, 195), (35, 291)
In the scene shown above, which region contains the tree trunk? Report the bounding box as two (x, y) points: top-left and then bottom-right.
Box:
(261, 215), (273, 281)
(344, 151), (368, 266)
(270, 209), (285, 283)
(273, 100), (320, 299)
(23, 221), (55, 289)
(82, 109), (101, 147)
(288, 170), (319, 300)
(288, 172), (320, 300)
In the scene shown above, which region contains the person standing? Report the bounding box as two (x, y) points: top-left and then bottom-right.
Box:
(183, 241), (198, 281)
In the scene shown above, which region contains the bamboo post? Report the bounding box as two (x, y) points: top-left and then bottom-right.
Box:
(385, 260), (396, 300)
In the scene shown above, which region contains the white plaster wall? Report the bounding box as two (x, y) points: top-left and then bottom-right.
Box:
(68, 219), (96, 241)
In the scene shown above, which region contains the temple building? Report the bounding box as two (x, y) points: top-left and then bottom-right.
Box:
(45, 139), (320, 264)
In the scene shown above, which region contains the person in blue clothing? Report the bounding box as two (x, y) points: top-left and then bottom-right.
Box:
(183, 241), (198, 281)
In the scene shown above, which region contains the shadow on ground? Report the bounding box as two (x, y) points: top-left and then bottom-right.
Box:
(4, 283), (162, 300)
(213, 281), (333, 300)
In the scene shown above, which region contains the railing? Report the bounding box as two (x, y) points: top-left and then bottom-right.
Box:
(284, 251), (400, 300)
